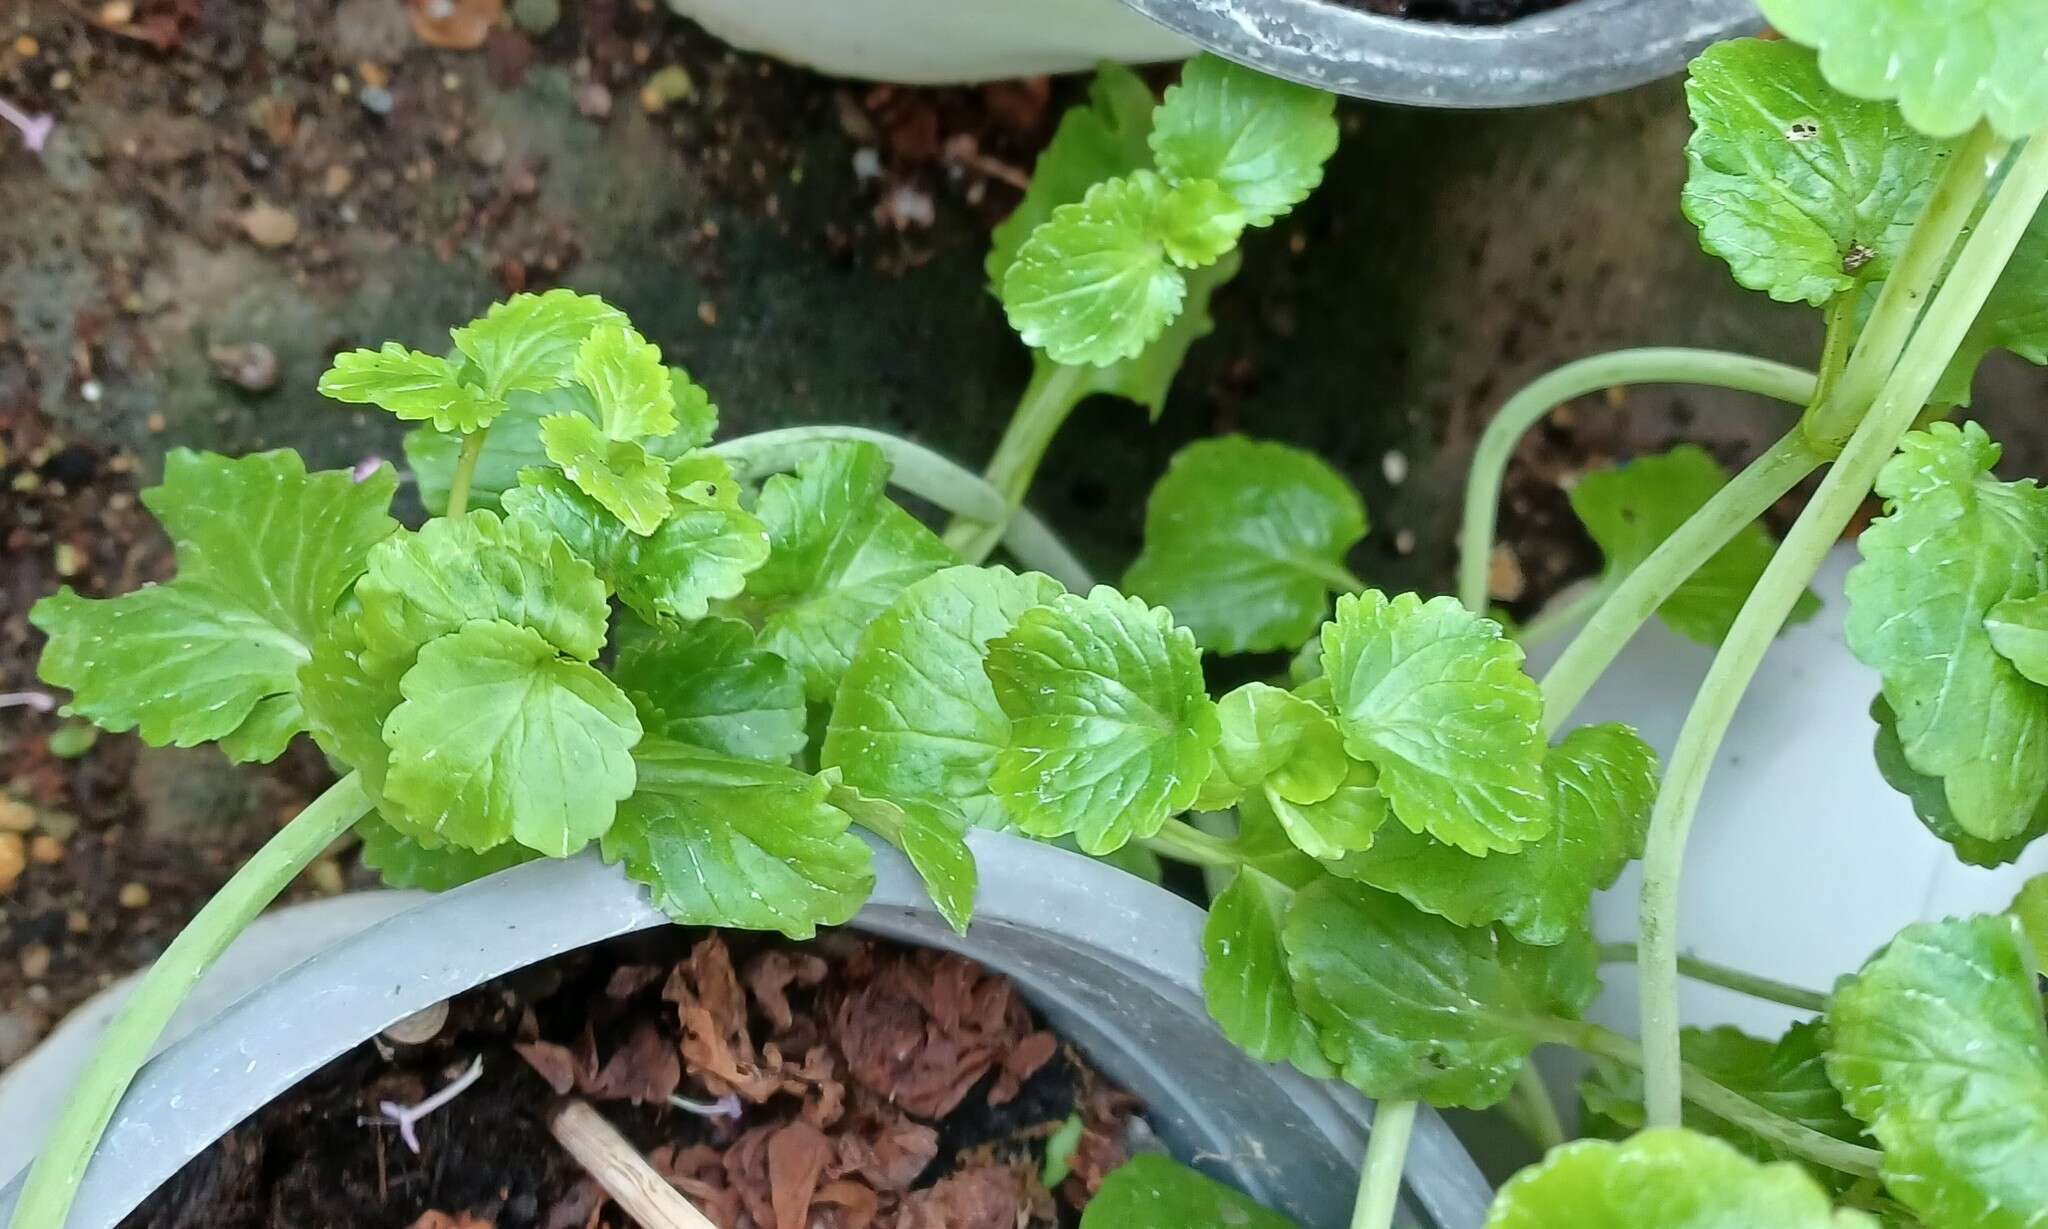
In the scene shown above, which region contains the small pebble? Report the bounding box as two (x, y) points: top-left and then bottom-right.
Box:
(322, 164), (353, 196)
(67, 910), (91, 935)
(381, 1000), (450, 1045)
(0, 833), (23, 894)
(359, 86), (395, 116)
(0, 797), (34, 833)
(28, 835), (63, 865)
(697, 300), (717, 326)
(118, 882), (151, 909)
(20, 944), (50, 980)
(1381, 449), (1408, 486)
(53, 542), (82, 577)
(308, 859), (344, 895)
(573, 81), (611, 120)
(207, 341), (280, 393)
(237, 203), (299, 248)
(639, 65), (694, 113)
(1394, 528), (1417, 556)
(1487, 544), (1526, 602)
(14, 35), (40, 56)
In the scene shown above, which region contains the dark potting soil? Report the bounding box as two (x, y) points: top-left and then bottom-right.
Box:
(120, 929), (1140, 1229)
(1332, 0), (1571, 23)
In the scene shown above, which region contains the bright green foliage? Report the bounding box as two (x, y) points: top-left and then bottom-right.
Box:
(2011, 875), (2048, 971)
(1759, 0), (2048, 140)
(1571, 445), (1818, 646)
(1343, 723), (1658, 946)
(1935, 206), (2048, 406)
(1156, 179), (1246, 268)
(1847, 422), (2048, 841)
(1869, 696), (2048, 867)
(822, 566), (1065, 831)
(986, 63), (1156, 288)
(318, 344), (494, 432)
(538, 413), (672, 536)
(1283, 878), (1598, 1108)
(1125, 436), (1367, 655)
(574, 322), (675, 439)
(1199, 682), (1348, 812)
(1986, 592), (2048, 686)
(299, 618), (403, 796)
(354, 814), (537, 891)
(1003, 173), (1189, 367)
(1042, 251), (1243, 422)
(602, 739), (873, 939)
(612, 617), (805, 764)
(382, 621), (641, 856)
(502, 467), (769, 625)
(986, 588), (1219, 854)
(31, 450), (398, 761)
(450, 288), (625, 399)
(667, 367), (720, 451)
(1682, 39), (1955, 307)
(355, 510), (610, 672)
(1042, 1114), (1086, 1190)
(1241, 760), (1386, 864)
(1149, 54), (1339, 229)
(1828, 914), (2048, 1229)
(1203, 868), (1321, 1069)
(1320, 591), (1549, 856)
(1484, 1130), (1877, 1229)
(744, 441), (954, 700)
(1080, 1155), (1300, 1229)
(825, 779), (975, 934)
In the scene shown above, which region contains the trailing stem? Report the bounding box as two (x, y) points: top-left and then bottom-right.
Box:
(1636, 132), (2048, 1129)
(1349, 1099), (1417, 1229)
(444, 428), (490, 520)
(1595, 941), (1827, 1014)
(942, 360), (1090, 564)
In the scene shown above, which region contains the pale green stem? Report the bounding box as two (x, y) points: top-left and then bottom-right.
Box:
(9, 774), (375, 1229)
(1539, 432), (1823, 734)
(1350, 1100), (1417, 1229)
(943, 360), (1090, 564)
(1457, 350), (1816, 613)
(1508, 1067), (1568, 1153)
(1141, 817), (1244, 869)
(1638, 133), (2048, 1129)
(443, 428), (489, 519)
(1595, 941), (1827, 1014)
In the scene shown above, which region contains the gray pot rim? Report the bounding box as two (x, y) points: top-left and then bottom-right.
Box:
(1115, 0), (1760, 107)
(0, 831), (1493, 1229)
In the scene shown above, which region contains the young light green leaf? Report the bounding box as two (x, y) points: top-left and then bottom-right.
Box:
(1986, 592), (2048, 687)
(1241, 760), (1386, 863)
(612, 617), (805, 763)
(1572, 445), (1819, 646)
(1682, 39), (1955, 307)
(299, 617), (403, 795)
(1846, 422), (2048, 841)
(450, 288), (625, 399)
(1042, 249), (1242, 423)
(382, 620), (641, 856)
(743, 441), (954, 701)
(318, 343), (497, 432)
(1484, 1130), (1877, 1229)
(1002, 172), (1186, 367)
(824, 778), (975, 934)
(1199, 682), (1348, 811)
(503, 466), (769, 626)
(1828, 914), (2048, 1229)
(1283, 878), (1598, 1108)
(1319, 591), (1549, 855)
(821, 565), (1065, 830)
(1869, 695), (2048, 868)
(1079, 1155), (1300, 1229)
(1149, 53), (1338, 229)
(668, 366), (719, 450)
(601, 739), (873, 939)
(987, 588), (1220, 854)
(1932, 204), (2048, 407)
(1204, 867), (1319, 1067)
(538, 413), (671, 536)
(355, 509), (611, 671)
(573, 321), (675, 440)
(2010, 875), (2048, 971)
(355, 813), (537, 891)
(1156, 178), (1246, 268)
(1758, 0), (2048, 140)
(1125, 435), (1367, 655)
(1341, 723), (1658, 946)
(986, 62), (1156, 288)
(31, 451), (398, 761)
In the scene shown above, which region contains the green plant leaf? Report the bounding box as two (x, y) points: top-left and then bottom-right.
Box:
(1682, 38), (1956, 307)
(1002, 172), (1186, 367)
(2010, 874), (2048, 971)
(1149, 53), (1338, 229)
(1080, 1155), (1300, 1229)
(1204, 867), (1321, 1068)
(1869, 695), (2048, 868)
(450, 289), (625, 399)
(986, 587), (1220, 854)
(1758, 0), (2048, 140)
(601, 739), (873, 939)
(1125, 436), (1367, 655)
(744, 441), (954, 701)
(1986, 592), (2048, 686)
(986, 62), (1156, 288)
(1340, 723), (1658, 946)
(668, 366), (719, 450)
(31, 451), (398, 761)
(1484, 1130), (1877, 1229)
(318, 344), (497, 432)
(381, 620), (642, 856)
(1933, 204), (2048, 406)
(824, 778), (975, 934)
(1283, 878), (1597, 1108)
(538, 413), (671, 536)
(1827, 914), (2048, 1229)
(1572, 445), (1819, 646)
(1847, 421), (2048, 841)
(503, 465), (769, 626)
(299, 616), (403, 795)
(821, 565), (1065, 830)
(1319, 591), (1549, 856)
(355, 813), (537, 891)
(573, 321), (674, 440)
(355, 509), (611, 672)
(1241, 760), (1387, 863)
(1156, 178), (1246, 268)
(612, 617), (805, 763)
(1199, 681), (1349, 811)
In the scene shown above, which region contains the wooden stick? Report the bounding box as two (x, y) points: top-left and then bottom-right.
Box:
(547, 1098), (719, 1229)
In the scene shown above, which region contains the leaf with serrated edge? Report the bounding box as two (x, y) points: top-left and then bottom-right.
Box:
(31, 451), (398, 761)
(1149, 54), (1338, 228)
(601, 739), (873, 939)
(1846, 422), (2048, 841)
(987, 587), (1220, 854)
(987, 63), (1156, 288)
(1204, 868), (1316, 1065)
(1869, 695), (2048, 868)
(822, 565), (1064, 830)
(355, 813), (537, 891)
(2010, 875), (2048, 972)
(668, 366), (718, 449)
(612, 617), (804, 764)
(1242, 760), (1386, 863)
(825, 778), (975, 935)
(1079, 1155), (1300, 1229)
(1156, 178), (1245, 268)
(450, 289), (625, 399)
(573, 321), (674, 440)
(1200, 681), (1348, 811)
(1319, 591), (1549, 855)
(319, 343), (498, 432)
(299, 616), (403, 795)
(1002, 172), (1185, 368)
(1827, 914), (2048, 1229)
(1986, 592), (2048, 687)
(1127, 435), (1366, 655)
(538, 413), (671, 536)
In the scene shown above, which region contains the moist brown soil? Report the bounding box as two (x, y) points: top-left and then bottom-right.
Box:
(1333, 0), (1571, 24)
(123, 929), (1139, 1229)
